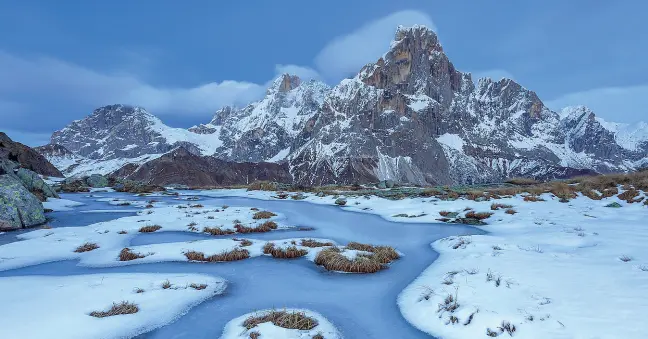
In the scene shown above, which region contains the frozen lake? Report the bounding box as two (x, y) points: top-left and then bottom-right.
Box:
(0, 192), (483, 338)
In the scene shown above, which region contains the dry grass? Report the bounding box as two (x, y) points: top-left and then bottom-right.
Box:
(189, 283), (208, 290)
(190, 204), (204, 208)
(119, 248), (148, 261)
(465, 211), (493, 220)
(263, 243), (309, 259)
(439, 211), (453, 217)
(243, 310), (318, 331)
(505, 208), (517, 215)
(300, 239), (334, 247)
(203, 226), (235, 236)
(523, 195), (545, 202)
(90, 301), (139, 318)
(237, 239), (253, 247)
(235, 221), (278, 233)
(184, 248), (250, 262)
(247, 181), (279, 191)
(491, 203), (513, 210)
(74, 242), (99, 253)
(161, 280), (172, 289)
(618, 189), (641, 203)
(315, 242), (400, 273)
(249, 332), (260, 339)
(117, 230), (128, 234)
(505, 177), (540, 185)
(253, 211), (277, 219)
(139, 225), (162, 233)
(550, 182), (577, 202)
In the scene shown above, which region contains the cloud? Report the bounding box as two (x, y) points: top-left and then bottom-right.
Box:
(0, 51), (267, 118)
(274, 64), (320, 81)
(314, 10), (436, 82)
(545, 85), (648, 124)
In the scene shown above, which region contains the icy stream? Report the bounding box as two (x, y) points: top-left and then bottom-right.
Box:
(0, 192), (483, 338)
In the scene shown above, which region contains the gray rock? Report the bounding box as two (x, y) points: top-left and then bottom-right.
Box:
(605, 202), (622, 208)
(86, 174), (109, 188)
(15, 168), (59, 200)
(377, 181), (387, 189)
(334, 198), (347, 206)
(0, 174), (46, 230)
(385, 180), (395, 189)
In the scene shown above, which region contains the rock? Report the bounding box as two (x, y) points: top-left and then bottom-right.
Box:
(385, 180), (395, 189)
(15, 168), (59, 200)
(0, 132), (62, 177)
(60, 178), (91, 193)
(605, 202), (622, 208)
(334, 198), (347, 206)
(0, 174), (46, 230)
(86, 174), (109, 188)
(377, 181), (387, 189)
(112, 179), (164, 194)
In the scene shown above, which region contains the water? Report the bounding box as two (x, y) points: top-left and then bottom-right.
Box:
(0, 192), (483, 338)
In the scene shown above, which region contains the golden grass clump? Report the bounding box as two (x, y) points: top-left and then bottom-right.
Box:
(505, 208), (517, 215)
(138, 225), (162, 233)
(247, 181), (279, 191)
(184, 248), (250, 262)
(203, 226), (235, 236)
(235, 221), (278, 233)
(464, 211), (493, 220)
(618, 189), (641, 203)
(550, 182), (577, 202)
(90, 301), (139, 318)
(314, 242), (400, 273)
(253, 211), (277, 219)
(491, 203), (513, 210)
(263, 243), (308, 259)
(243, 309), (318, 331)
(300, 239), (334, 247)
(119, 248), (147, 261)
(74, 242), (99, 253)
(523, 195), (545, 202)
(505, 177), (540, 185)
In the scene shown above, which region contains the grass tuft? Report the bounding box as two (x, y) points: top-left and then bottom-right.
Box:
(235, 221), (278, 233)
(184, 248), (250, 262)
(139, 225), (162, 233)
(119, 248), (147, 261)
(263, 243), (308, 259)
(189, 283), (207, 290)
(90, 301), (139, 318)
(253, 211), (277, 219)
(464, 211), (493, 220)
(74, 242), (99, 253)
(203, 226), (235, 236)
(243, 309), (318, 331)
(300, 239), (334, 247)
(491, 203), (513, 210)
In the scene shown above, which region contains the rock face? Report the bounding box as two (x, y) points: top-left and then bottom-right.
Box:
(0, 174), (46, 230)
(86, 174), (108, 188)
(116, 147), (292, 187)
(41, 25), (648, 185)
(15, 168), (59, 201)
(0, 133), (62, 177)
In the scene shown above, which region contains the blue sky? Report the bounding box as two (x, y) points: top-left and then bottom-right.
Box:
(1, 1), (647, 146)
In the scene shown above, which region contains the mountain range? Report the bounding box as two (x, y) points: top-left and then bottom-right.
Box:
(36, 25), (648, 186)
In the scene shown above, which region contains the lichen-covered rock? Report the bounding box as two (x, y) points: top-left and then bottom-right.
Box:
(334, 198), (347, 206)
(0, 174), (46, 230)
(86, 174), (109, 188)
(15, 168), (59, 200)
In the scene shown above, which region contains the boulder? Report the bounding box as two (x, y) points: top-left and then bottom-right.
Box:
(0, 174), (46, 230)
(15, 168), (59, 200)
(60, 178), (91, 193)
(86, 174), (109, 188)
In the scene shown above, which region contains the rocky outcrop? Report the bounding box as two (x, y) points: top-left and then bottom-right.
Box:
(118, 147), (292, 187)
(0, 133), (62, 177)
(15, 168), (59, 201)
(86, 174), (108, 188)
(0, 174), (46, 231)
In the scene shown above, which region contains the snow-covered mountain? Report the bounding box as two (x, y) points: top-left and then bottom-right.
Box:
(39, 25), (648, 184)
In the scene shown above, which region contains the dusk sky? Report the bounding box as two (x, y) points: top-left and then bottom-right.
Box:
(1, 0), (646, 146)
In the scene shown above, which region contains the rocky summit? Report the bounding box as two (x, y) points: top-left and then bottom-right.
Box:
(38, 25), (648, 186)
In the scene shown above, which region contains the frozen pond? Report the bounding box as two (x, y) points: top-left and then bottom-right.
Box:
(0, 192), (483, 338)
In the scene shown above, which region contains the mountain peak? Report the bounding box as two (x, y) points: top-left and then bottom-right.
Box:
(268, 74), (302, 94)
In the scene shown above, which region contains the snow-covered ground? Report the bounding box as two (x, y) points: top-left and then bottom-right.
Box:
(43, 197), (86, 211)
(0, 273), (225, 339)
(192, 187), (648, 338)
(220, 308), (342, 339)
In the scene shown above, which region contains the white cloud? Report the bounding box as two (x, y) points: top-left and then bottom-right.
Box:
(274, 64), (320, 81)
(0, 52), (267, 117)
(314, 10), (436, 82)
(545, 85), (648, 124)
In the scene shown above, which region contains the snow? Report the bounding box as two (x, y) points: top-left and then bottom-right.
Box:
(43, 198), (85, 211)
(192, 188), (648, 338)
(220, 308), (342, 339)
(406, 94), (434, 112)
(267, 147), (291, 163)
(0, 273), (225, 339)
(0, 204), (291, 272)
(436, 133), (465, 152)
